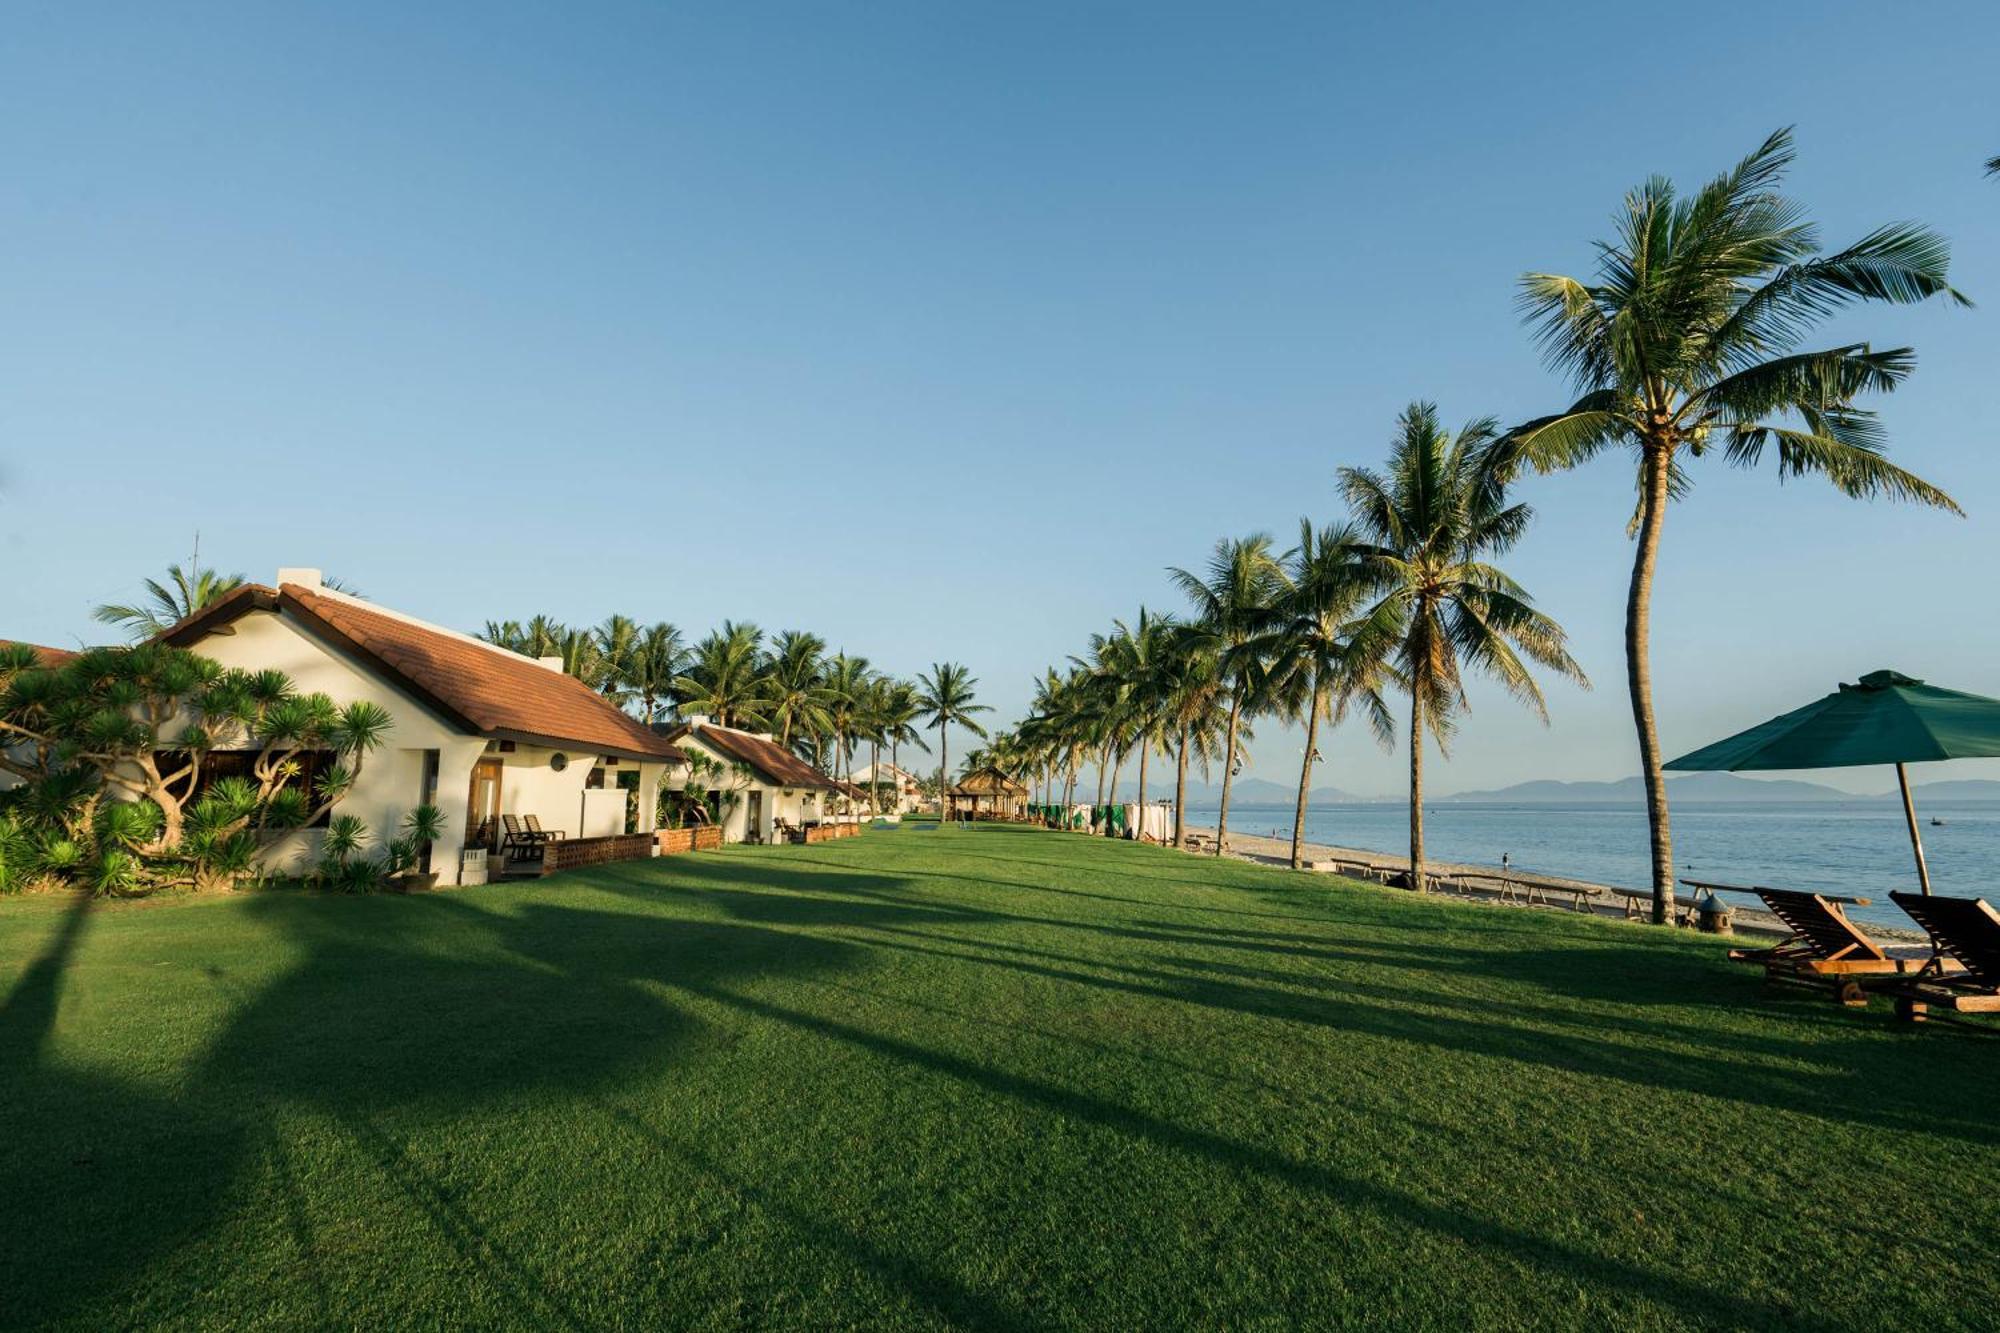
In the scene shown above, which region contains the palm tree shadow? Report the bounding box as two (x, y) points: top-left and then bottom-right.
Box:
(2, 889), (872, 1327)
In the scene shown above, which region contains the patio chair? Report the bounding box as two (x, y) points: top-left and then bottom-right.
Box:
(1728, 886), (1942, 1004)
(1870, 891), (2000, 1023)
(523, 814), (564, 842)
(500, 814), (545, 864)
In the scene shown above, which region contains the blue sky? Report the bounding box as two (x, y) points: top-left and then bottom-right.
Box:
(4, 2), (1996, 797)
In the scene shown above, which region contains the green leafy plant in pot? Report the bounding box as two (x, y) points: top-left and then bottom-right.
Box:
(383, 804), (446, 892)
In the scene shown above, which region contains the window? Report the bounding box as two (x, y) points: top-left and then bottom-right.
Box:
(155, 750), (340, 828)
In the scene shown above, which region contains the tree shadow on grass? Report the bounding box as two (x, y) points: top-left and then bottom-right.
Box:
(0, 888), (873, 1328)
(646, 858), (1998, 1158)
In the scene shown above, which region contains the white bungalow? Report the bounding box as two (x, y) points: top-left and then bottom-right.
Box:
(159, 569), (685, 883)
(849, 760), (927, 814)
(654, 719), (842, 844)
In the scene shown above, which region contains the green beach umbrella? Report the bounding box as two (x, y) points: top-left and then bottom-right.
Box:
(1665, 669), (2000, 895)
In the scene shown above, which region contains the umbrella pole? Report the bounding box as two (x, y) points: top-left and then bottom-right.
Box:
(1895, 762), (1934, 897)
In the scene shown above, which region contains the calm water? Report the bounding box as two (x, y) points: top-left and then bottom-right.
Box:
(1184, 799), (2000, 929)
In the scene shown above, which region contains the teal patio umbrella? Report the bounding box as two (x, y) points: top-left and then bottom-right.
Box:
(1665, 669), (2000, 895)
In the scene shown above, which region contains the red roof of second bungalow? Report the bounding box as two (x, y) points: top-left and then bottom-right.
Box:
(1, 641), (82, 667)
(159, 584), (684, 763)
(655, 720), (841, 790)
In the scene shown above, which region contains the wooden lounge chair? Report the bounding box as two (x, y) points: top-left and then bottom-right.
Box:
(1728, 886), (1941, 1004)
(500, 814), (545, 864)
(1870, 891), (2000, 1023)
(523, 814), (564, 842)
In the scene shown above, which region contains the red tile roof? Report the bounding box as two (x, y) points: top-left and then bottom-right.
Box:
(657, 721), (839, 789)
(160, 584), (684, 763)
(1, 641), (81, 667)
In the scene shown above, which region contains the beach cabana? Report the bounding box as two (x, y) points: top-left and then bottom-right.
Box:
(1666, 669), (2000, 896)
(948, 767), (1029, 821)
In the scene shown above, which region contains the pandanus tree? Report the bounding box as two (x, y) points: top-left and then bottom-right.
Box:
(93, 562), (246, 639)
(1509, 128), (1964, 923)
(1263, 520), (1398, 870)
(1344, 403), (1586, 892)
(915, 662), (989, 816)
(1169, 536), (1283, 854)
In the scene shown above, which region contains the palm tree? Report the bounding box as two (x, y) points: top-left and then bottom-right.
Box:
(557, 627), (603, 685)
(676, 622), (770, 730)
(822, 653), (874, 785)
(1114, 610), (1176, 839)
(1169, 536), (1282, 855)
(1345, 403), (1586, 891)
(1261, 520), (1398, 869)
(1509, 128), (1963, 923)
(915, 662), (989, 818)
(623, 623), (688, 723)
(1156, 626), (1226, 849)
(878, 680), (929, 805)
(765, 630), (832, 749)
(93, 562), (246, 639)
(593, 615), (642, 706)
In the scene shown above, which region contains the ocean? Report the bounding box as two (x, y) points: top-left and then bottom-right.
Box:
(1180, 799), (2000, 930)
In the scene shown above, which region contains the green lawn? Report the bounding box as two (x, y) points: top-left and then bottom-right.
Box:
(4, 827), (1995, 1330)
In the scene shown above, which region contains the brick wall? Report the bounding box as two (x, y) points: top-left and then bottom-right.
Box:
(656, 826), (723, 855)
(543, 833), (655, 874)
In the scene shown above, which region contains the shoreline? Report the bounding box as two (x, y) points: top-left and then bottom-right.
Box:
(1178, 823), (1830, 938)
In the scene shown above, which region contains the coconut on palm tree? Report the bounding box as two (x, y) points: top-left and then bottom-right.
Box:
(1508, 128), (1963, 923)
(94, 562), (246, 639)
(1345, 402), (1586, 892)
(915, 662), (989, 817)
(1169, 536), (1283, 855)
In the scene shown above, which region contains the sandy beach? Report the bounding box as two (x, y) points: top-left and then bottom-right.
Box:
(1178, 822), (1813, 937)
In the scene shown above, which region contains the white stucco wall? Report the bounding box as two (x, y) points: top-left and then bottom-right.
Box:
(668, 733), (826, 844)
(184, 610), (489, 882)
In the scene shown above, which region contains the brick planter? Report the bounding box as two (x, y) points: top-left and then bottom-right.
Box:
(543, 833), (655, 874)
(656, 826), (723, 855)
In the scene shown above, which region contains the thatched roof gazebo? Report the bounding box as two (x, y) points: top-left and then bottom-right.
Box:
(947, 766), (1029, 821)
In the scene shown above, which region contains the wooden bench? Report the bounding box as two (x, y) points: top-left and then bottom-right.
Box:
(1607, 885), (1704, 927)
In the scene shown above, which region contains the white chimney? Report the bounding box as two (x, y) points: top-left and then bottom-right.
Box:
(278, 567), (323, 590)
(537, 656), (565, 672)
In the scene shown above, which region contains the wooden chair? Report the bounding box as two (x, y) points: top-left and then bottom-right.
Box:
(1728, 886), (1939, 1004)
(1870, 892), (2000, 1023)
(523, 814), (564, 842)
(500, 814), (545, 864)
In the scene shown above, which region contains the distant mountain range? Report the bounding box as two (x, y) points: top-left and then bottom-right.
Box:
(1122, 772), (2000, 806)
(1412, 773), (2000, 804)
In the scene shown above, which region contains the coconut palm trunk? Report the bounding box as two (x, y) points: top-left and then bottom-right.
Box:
(1408, 690), (1426, 891)
(1214, 695), (1242, 856)
(1173, 725), (1190, 849)
(1291, 679), (1323, 871)
(1134, 739), (1148, 843)
(1105, 748), (1125, 836)
(1630, 445), (1675, 925)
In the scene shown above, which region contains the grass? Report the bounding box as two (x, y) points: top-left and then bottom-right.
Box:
(4, 825), (1995, 1330)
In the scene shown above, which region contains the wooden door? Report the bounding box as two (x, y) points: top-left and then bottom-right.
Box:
(467, 758), (503, 849)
